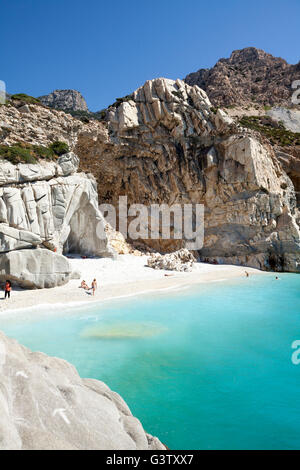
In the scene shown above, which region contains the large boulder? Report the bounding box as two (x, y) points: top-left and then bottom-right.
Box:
(0, 248), (72, 288)
(0, 154), (115, 289)
(0, 331), (165, 450)
(147, 249), (196, 272)
(57, 152), (79, 176)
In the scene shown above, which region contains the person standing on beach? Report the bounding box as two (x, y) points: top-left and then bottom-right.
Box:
(91, 279), (97, 296)
(4, 280), (11, 299)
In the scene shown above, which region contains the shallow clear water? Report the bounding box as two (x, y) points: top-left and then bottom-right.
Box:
(0, 274), (300, 449)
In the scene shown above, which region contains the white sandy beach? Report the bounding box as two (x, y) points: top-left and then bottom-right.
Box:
(0, 254), (266, 314)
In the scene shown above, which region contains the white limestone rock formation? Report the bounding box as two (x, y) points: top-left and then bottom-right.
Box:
(0, 331), (164, 450)
(92, 78), (300, 272)
(0, 249), (73, 289)
(267, 107), (300, 133)
(0, 159), (112, 256)
(147, 249), (196, 272)
(0, 155), (114, 288)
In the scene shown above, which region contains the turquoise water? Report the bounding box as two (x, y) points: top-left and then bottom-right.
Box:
(0, 274), (300, 449)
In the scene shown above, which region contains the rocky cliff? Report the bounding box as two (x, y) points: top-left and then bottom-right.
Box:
(1, 78), (299, 272)
(0, 108), (114, 287)
(39, 89), (88, 112)
(185, 47), (300, 108)
(76, 78), (300, 272)
(0, 330), (164, 450)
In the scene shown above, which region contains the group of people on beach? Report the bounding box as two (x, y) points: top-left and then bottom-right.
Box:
(79, 279), (98, 296)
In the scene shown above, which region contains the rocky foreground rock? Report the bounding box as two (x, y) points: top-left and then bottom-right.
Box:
(0, 331), (164, 450)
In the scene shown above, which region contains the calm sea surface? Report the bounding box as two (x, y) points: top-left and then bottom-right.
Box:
(0, 273), (299, 449)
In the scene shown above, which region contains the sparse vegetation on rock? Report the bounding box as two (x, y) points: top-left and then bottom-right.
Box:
(10, 93), (40, 105)
(108, 94), (134, 109)
(49, 140), (69, 156)
(239, 115), (300, 146)
(0, 141), (69, 164)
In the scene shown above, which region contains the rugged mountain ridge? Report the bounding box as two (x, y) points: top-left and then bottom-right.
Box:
(39, 89), (88, 112)
(185, 47), (300, 108)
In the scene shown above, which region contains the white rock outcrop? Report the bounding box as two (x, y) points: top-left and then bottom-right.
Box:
(0, 248), (73, 289)
(267, 107), (300, 133)
(97, 78), (300, 272)
(0, 158), (112, 256)
(0, 155), (114, 288)
(147, 249), (196, 272)
(0, 331), (164, 450)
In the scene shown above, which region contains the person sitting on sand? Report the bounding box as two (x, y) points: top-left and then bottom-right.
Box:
(91, 279), (97, 296)
(245, 271), (249, 277)
(4, 280), (11, 299)
(80, 280), (89, 290)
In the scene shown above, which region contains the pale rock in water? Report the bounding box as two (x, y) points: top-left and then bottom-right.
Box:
(0, 331), (164, 450)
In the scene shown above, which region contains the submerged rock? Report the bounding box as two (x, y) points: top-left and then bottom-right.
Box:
(0, 331), (164, 450)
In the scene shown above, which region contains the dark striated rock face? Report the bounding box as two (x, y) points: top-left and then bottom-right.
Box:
(185, 47), (300, 107)
(39, 89), (88, 111)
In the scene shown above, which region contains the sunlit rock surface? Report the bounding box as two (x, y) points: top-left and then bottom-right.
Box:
(0, 331), (164, 450)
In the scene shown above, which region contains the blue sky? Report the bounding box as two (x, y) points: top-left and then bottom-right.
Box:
(1, 0), (299, 111)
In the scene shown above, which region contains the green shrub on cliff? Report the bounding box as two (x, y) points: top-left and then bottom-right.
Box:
(239, 116), (300, 146)
(108, 94), (134, 109)
(10, 93), (40, 105)
(0, 141), (69, 164)
(49, 141), (69, 156)
(0, 144), (37, 164)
